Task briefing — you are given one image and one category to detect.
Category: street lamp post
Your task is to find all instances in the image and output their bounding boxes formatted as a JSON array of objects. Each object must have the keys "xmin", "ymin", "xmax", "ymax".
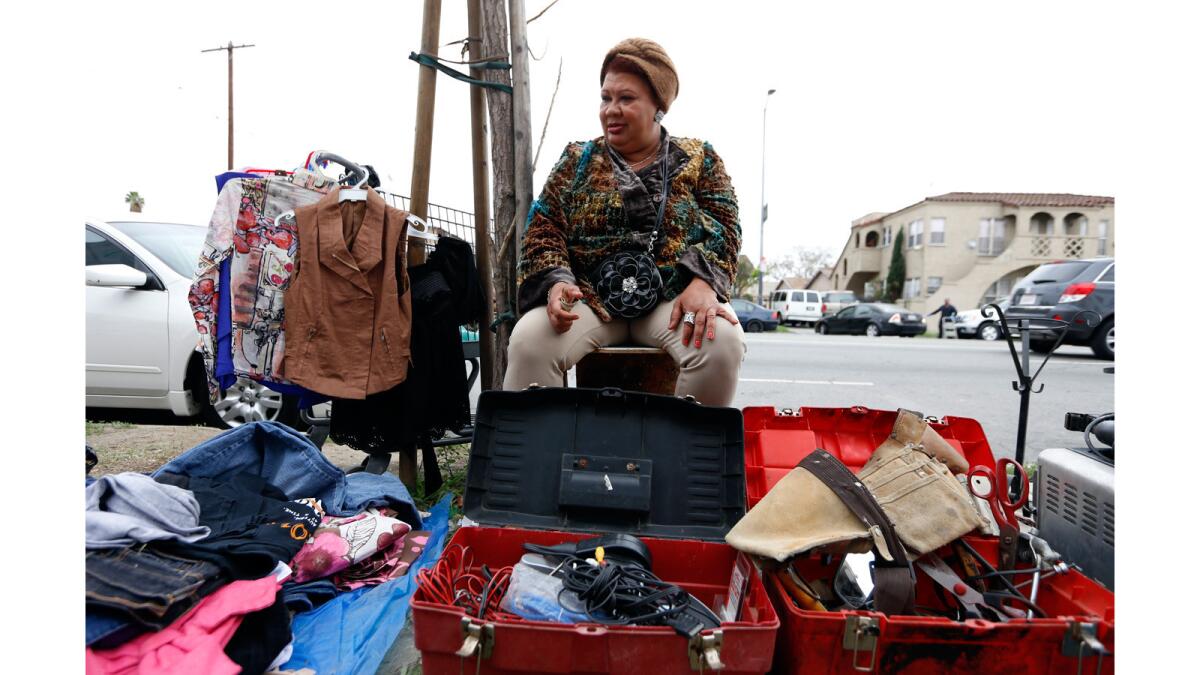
[{"xmin": 757, "ymin": 88, "xmax": 776, "ymax": 306}]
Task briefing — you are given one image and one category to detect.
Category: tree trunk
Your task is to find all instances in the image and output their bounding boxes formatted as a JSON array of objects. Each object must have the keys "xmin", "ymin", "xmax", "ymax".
[
  {"xmin": 480, "ymin": 0, "xmax": 516, "ymax": 388},
  {"xmin": 467, "ymin": 0, "xmax": 496, "ymax": 391}
]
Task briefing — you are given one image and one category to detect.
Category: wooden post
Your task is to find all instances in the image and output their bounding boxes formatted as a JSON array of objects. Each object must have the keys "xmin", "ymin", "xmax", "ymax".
[
  {"xmin": 399, "ymin": 0, "xmax": 444, "ymax": 489},
  {"xmin": 468, "ymin": 0, "xmax": 497, "ymax": 390},
  {"xmin": 480, "ymin": 0, "xmax": 516, "ymax": 388},
  {"xmin": 409, "ymin": 0, "xmax": 443, "ymax": 271},
  {"xmin": 508, "ymin": 0, "xmax": 534, "ymax": 252}
]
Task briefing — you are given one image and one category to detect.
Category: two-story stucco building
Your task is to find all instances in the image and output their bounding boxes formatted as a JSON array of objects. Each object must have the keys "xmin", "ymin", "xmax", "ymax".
[{"xmin": 831, "ymin": 192, "xmax": 1115, "ymax": 313}]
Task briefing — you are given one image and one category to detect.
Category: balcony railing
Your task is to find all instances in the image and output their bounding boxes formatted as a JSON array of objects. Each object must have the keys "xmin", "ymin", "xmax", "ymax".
[{"xmin": 978, "ymin": 234, "xmax": 1108, "ymax": 260}]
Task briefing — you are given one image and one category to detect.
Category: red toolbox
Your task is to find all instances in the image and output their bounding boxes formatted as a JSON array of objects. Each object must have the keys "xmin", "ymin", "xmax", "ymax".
[
  {"xmin": 412, "ymin": 388, "xmax": 780, "ymax": 674},
  {"xmin": 742, "ymin": 406, "xmax": 1114, "ymax": 674}
]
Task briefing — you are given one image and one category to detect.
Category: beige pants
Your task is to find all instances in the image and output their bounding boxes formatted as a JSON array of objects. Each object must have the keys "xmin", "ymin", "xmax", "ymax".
[{"xmin": 503, "ymin": 301, "xmax": 746, "ymax": 406}]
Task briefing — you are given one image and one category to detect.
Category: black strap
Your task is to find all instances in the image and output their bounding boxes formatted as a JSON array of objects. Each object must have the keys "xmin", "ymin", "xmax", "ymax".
[{"xmin": 799, "ymin": 450, "xmax": 916, "ymax": 615}]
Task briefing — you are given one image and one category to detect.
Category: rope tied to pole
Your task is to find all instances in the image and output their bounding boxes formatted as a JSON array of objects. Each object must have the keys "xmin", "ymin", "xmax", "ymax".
[
  {"xmin": 408, "ymin": 52, "xmax": 513, "ymax": 93},
  {"xmin": 490, "ymin": 309, "xmax": 517, "ymax": 333}
]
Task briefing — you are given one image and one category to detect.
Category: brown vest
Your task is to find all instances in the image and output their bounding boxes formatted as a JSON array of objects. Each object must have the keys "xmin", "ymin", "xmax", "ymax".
[{"xmin": 283, "ymin": 187, "xmax": 412, "ymax": 399}]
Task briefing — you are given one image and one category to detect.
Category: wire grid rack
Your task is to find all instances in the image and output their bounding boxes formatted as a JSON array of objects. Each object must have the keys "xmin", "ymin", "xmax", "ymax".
[{"xmin": 382, "ymin": 193, "xmax": 492, "ymax": 343}]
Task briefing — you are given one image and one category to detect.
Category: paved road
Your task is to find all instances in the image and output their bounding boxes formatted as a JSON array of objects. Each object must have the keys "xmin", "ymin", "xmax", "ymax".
[{"xmin": 731, "ymin": 330, "xmax": 1114, "ymax": 462}]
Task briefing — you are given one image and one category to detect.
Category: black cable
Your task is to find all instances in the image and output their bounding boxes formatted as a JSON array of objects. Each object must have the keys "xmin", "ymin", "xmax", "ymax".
[{"xmin": 525, "ymin": 543, "xmax": 695, "ymax": 629}]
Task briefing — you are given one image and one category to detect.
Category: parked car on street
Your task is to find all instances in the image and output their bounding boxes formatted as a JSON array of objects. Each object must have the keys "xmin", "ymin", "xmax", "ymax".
[
  {"xmin": 730, "ymin": 298, "xmax": 781, "ymax": 333},
  {"xmin": 767, "ymin": 289, "xmax": 822, "ymax": 326},
  {"xmin": 815, "ymin": 302, "xmax": 927, "ymax": 337},
  {"xmin": 85, "ymin": 219, "xmax": 301, "ymax": 428},
  {"xmin": 1005, "ymin": 257, "xmax": 1114, "ymax": 359},
  {"xmin": 820, "ymin": 290, "xmax": 860, "ymax": 317},
  {"xmin": 954, "ymin": 298, "xmax": 1011, "ymax": 341}
]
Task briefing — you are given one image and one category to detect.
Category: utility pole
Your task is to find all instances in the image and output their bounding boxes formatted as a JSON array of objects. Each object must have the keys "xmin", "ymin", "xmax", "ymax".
[
  {"xmin": 757, "ymin": 88, "xmax": 776, "ymax": 305},
  {"xmin": 480, "ymin": 0, "xmax": 516, "ymax": 388},
  {"xmin": 467, "ymin": 0, "xmax": 496, "ymax": 390},
  {"xmin": 201, "ymin": 42, "xmax": 255, "ymax": 170},
  {"xmin": 508, "ymin": 0, "xmax": 534, "ymax": 254},
  {"xmin": 409, "ymin": 0, "xmax": 443, "ymax": 271}
]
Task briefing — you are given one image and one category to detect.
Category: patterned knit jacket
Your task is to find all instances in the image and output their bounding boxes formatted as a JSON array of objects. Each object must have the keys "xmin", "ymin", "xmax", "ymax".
[{"xmin": 516, "ymin": 134, "xmax": 740, "ymax": 322}]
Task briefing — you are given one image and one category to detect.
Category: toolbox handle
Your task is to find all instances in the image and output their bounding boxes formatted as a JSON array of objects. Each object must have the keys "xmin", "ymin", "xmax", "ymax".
[{"xmin": 598, "ymin": 387, "xmax": 626, "ymax": 402}]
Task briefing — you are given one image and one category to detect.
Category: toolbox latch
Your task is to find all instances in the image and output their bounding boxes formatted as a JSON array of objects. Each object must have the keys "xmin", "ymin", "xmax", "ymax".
[
  {"xmin": 456, "ymin": 617, "xmax": 495, "ymax": 660},
  {"xmin": 842, "ymin": 615, "xmax": 881, "ymax": 673},
  {"xmin": 688, "ymin": 629, "xmax": 724, "ymax": 671},
  {"xmin": 1061, "ymin": 621, "xmax": 1108, "ymax": 675},
  {"xmin": 559, "ymin": 454, "xmax": 653, "ymax": 513}
]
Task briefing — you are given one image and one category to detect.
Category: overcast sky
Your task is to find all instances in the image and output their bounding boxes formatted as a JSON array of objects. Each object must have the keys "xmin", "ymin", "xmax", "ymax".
[{"xmin": 67, "ymin": 0, "xmax": 1123, "ymax": 264}]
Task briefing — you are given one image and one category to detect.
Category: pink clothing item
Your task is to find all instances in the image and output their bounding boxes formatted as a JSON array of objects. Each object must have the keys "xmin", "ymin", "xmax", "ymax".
[
  {"xmin": 334, "ymin": 531, "xmax": 430, "ymax": 592},
  {"xmin": 290, "ymin": 508, "xmax": 412, "ymax": 583},
  {"xmin": 86, "ymin": 575, "xmax": 281, "ymax": 675}
]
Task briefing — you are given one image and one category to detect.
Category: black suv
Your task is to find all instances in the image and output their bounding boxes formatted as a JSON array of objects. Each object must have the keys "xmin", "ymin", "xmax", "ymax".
[{"xmin": 1006, "ymin": 257, "xmax": 1114, "ymax": 359}]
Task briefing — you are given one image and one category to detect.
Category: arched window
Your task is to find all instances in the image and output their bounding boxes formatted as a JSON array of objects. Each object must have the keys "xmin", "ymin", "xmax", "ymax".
[
  {"xmin": 1030, "ymin": 212, "xmax": 1054, "ymax": 235},
  {"xmin": 1064, "ymin": 212, "xmax": 1088, "ymax": 236},
  {"xmin": 865, "ymin": 231, "xmax": 879, "ymax": 247}
]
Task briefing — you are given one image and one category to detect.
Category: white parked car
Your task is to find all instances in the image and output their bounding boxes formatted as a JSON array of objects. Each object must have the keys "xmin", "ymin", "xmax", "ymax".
[
  {"xmin": 85, "ymin": 219, "xmax": 300, "ymax": 428},
  {"xmin": 953, "ymin": 298, "xmax": 1010, "ymax": 341}
]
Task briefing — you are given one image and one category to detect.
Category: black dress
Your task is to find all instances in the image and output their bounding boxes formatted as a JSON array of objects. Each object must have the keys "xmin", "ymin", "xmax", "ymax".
[{"xmin": 328, "ymin": 235, "xmax": 485, "ymax": 457}]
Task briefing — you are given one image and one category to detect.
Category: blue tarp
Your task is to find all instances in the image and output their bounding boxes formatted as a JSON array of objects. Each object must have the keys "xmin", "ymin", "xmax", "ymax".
[{"xmin": 282, "ymin": 494, "xmax": 453, "ymax": 674}]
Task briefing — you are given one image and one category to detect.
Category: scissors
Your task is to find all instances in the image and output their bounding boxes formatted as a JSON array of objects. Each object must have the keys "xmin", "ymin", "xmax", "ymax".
[{"xmin": 969, "ymin": 458, "xmax": 1029, "ymax": 570}]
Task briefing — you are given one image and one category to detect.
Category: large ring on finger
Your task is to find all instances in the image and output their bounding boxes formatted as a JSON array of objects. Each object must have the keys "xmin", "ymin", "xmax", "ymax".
[{"xmin": 683, "ymin": 311, "xmax": 696, "ymax": 325}]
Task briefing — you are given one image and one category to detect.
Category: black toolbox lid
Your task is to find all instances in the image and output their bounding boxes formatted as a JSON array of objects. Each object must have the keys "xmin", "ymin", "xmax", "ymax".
[{"xmin": 465, "ymin": 387, "xmax": 746, "ymax": 542}]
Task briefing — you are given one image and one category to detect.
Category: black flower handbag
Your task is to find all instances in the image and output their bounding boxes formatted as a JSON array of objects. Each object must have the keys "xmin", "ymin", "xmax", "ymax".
[{"xmin": 592, "ymin": 152, "xmax": 670, "ymax": 319}]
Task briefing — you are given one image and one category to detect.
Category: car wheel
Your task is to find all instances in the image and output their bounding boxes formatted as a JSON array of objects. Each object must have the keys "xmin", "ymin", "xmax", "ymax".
[
  {"xmin": 978, "ymin": 322, "xmax": 1000, "ymax": 341},
  {"xmin": 1090, "ymin": 319, "xmax": 1114, "ymax": 360},
  {"xmin": 865, "ymin": 323, "xmax": 880, "ymax": 337},
  {"xmin": 1030, "ymin": 339, "xmax": 1057, "ymax": 355},
  {"xmin": 816, "ymin": 323, "xmax": 828, "ymax": 335},
  {"xmin": 203, "ymin": 377, "xmax": 301, "ymax": 430},
  {"xmin": 746, "ymin": 319, "xmax": 764, "ymax": 333}
]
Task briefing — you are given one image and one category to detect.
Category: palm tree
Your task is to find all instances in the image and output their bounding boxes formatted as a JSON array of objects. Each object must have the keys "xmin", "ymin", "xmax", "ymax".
[{"xmin": 125, "ymin": 191, "xmax": 145, "ymax": 213}]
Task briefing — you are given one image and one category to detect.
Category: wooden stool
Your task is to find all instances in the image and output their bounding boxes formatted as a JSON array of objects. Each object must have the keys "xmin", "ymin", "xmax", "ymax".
[{"xmin": 571, "ymin": 346, "xmax": 679, "ymax": 395}]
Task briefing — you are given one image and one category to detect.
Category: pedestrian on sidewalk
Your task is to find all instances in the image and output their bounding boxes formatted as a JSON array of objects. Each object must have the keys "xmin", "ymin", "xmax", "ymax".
[{"xmin": 928, "ymin": 299, "xmax": 958, "ymax": 338}]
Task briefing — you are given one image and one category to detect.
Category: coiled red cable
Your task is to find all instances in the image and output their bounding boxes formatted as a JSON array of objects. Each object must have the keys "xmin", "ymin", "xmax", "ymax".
[{"xmin": 416, "ymin": 544, "xmax": 520, "ymax": 621}]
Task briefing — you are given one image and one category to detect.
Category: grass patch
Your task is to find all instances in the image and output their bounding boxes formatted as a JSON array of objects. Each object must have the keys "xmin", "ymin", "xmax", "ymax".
[
  {"xmin": 411, "ymin": 444, "xmax": 470, "ymax": 521},
  {"xmin": 85, "ymin": 420, "xmax": 134, "ymax": 435}
]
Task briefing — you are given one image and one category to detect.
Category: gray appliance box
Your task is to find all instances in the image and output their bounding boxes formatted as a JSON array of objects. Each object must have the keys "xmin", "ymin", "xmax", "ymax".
[{"xmin": 1036, "ymin": 447, "xmax": 1115, "ymax": 589}]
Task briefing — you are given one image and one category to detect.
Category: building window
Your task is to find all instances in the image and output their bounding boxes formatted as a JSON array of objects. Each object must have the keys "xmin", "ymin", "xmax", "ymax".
[
  {"xmin": 882, "ymin": 226, "xmax": 892, "ymax": 247},
  {"xmin": 855, "ymin": 232, "xmax": 861, "ymax": 248},
  {"xmin": 927, "ymin": 276, "xmax": 943, "ymax": 294},
  {"xmin": 929, "ymin": 218, "xmax": 945, "ymax": 245},
  {"xmin": 1098, "ymin": 219, "xmax": 1109, "ymax": 255},
  {"xmin": 865, "ymin": 231, "xmax": 879, "ymax": 247},
  {"xmin": 903, "ymin": 277, "xmax": 921, "ymax": 299},
  {"xmin": 978, "ymin": 218, "xmax": 1005, "ymax": 256},
  {"xmin": 908, "ymin": 220, "xmax": 924, "ymax": 248}
]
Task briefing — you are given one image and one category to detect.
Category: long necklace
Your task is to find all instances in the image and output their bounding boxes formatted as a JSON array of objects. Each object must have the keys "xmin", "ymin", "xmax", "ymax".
[{"xmin": 624, "ymin": 139, "xmax": 661, "ymax": 171}]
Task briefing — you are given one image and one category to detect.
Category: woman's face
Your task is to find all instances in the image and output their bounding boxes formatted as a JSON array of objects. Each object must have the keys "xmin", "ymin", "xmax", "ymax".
[{"xmin": 600, "ymin": 70, "xmax": 659, "ymax": 154}]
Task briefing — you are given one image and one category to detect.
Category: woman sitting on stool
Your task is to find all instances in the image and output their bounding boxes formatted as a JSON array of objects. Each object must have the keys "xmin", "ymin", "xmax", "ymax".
[{"xmin": 503, "ymin": 37, "xmax": 745, "ymax": 406}]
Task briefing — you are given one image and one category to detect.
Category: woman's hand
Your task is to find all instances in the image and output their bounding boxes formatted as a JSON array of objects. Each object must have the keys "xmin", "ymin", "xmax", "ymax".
[
  {"xmin": 668, "ymin": 278, "xmax": 738, "ymax": 348},
  {"xmin": 547, "ymin": 281, "xmax": 584, "ymax": 334}
]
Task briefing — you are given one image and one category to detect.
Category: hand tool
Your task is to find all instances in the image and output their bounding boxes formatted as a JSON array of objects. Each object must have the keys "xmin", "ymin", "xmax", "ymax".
[{"xmin": 969, "ymin": 458, "xmax": 1029, "ymax": 570}]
